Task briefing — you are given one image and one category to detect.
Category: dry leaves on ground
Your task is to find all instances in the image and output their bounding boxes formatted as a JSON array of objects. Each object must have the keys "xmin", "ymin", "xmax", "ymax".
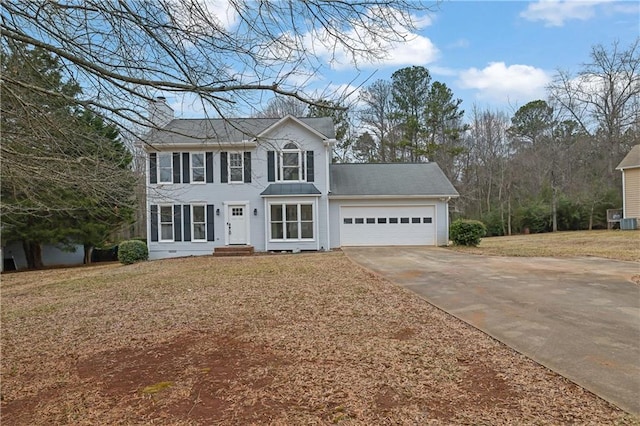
[{"xmin": 1, "ymin": 252, "xmax": 638, "ymax": 425}]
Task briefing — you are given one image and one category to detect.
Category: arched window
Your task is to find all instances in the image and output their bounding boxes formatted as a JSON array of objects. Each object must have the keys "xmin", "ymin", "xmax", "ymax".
[{"xmin": 279, "ymin": 142, "xmax": 304, "ymax": 181}]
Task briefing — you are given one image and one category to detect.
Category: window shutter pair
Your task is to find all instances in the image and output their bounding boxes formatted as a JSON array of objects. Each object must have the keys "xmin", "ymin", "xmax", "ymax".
[
  {"xmin": 150, "ymin": 204, "xmax": 215, "ymax": 242},
  {"xmin": 149, "ymin": 204, "xmax": 180, "ymax": 241},
  {"xmin": 149, "ymin": 152, "xmax": 214, "ymax": 184},
  {"xmin": 267, "ymin": 150, "xmax": 314, "ymax": 182},
  {"xmin": 220, "ymin": 152, "xmax": 252, "ymax": 183}
]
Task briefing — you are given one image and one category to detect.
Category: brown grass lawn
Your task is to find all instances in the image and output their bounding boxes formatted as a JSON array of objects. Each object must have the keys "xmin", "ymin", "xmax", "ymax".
[
  {"xmin": 448, "ymin": 229, "xmax": 640, "ymax": 262},
  {"xmin": 2, "ymin": 250, "xmax": 639, "ymax": 425}
]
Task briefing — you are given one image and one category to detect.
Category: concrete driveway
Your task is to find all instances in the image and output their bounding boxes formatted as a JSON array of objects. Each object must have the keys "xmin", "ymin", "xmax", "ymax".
[{"xmin": 344, "ymin": 247, "xmax": 640, "ymax": 414}]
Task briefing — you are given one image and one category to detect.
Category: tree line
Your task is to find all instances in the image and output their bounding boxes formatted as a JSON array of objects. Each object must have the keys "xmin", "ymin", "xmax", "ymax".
[{"xmin": 267, "ymin": 39, "xmax": 639, "ymax": 235}]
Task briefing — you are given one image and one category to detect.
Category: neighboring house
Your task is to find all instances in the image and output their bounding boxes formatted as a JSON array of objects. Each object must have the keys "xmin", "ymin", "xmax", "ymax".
[
  {"xmin": 616, "ymin": 144, "xmax": 640, "ymax": 222},
  {"xmin": 2, "ymin": 241, "xmax": 84, "ymax": 271},
  {"xmin": 145, "ymin": 99, "xmax": 459, "ymax": 260}
]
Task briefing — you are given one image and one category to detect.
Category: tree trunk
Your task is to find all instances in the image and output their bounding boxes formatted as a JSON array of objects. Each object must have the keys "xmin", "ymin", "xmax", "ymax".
[
  {"xmin": 507, "ymin": 196, "xmax": 512, "ymax": 236},
  {"xmin": 23, "ymin": 241, "xmax": 43, "ymax": 269},
  {"xmin": 551, "ymin": 186, "xmax": 558, "ymax": 232},
  {"xmin": 83, "ymin": 244, "xmax": 94, "ymax": 264}
]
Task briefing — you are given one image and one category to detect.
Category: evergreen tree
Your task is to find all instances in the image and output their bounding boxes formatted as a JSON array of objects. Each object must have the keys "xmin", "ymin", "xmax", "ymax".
[{"xmin": 1, "ymin": 44, "xmax": 135, "ymax": 268}]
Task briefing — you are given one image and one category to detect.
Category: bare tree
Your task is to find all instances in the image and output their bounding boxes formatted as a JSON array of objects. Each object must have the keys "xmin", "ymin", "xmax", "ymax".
[
  {"xmin": 549, "ymin": 39, "xmax": 640, "ymax": 177},
  {"xmin": 359, "ymin": 79, "xmax": 398, "ymax": 162},
  {"xmin": 254, "ymin": 96, "xmax": 309, "ymax": 118},
  {"xmin": 1, "ymin": 1, "xmax": 438, "ymax": 128}
]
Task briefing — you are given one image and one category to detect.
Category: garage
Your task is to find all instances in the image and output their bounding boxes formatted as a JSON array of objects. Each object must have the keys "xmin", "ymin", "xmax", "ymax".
[{"xmin": 340, "ymin": 205, "xmax": 435, "ymax": 246}]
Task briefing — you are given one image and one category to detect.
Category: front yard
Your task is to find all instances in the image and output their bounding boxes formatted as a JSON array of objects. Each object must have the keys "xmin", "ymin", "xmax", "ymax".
[{"xmin": 1, "ymin": 252, "xmax": 637, "ymax": 424}]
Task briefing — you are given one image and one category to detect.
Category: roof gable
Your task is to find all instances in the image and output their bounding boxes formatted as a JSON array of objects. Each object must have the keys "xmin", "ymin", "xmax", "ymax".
[
  {"xmin": 330, "ymin": 163, "xmax": 459, "ymax": 197},
  {"xmin": 616, "ymin": 144, "xmax": 640, "ymax": 170},
  {"xmin": 257, "ymin": 115, "xmax": 333, "ymax": 141},
  {"xmin": 146, "ymin": 116, "xmax": 335, "ymax": 148}
]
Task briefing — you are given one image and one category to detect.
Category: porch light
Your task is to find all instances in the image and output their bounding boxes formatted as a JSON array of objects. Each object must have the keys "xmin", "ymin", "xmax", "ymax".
[
  {"xmin": 253, "ymin": 208, "xmax": 258, "ymax": 216},
  {"xmin": 216, "ymin": 208, "xmax": 220, "ymax": 216}
]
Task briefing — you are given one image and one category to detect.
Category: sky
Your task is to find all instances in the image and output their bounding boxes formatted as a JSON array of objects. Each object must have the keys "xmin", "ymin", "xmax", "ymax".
[{"xmin": 172, "ymin": 0, "xmax": 639, "ymax": 120}]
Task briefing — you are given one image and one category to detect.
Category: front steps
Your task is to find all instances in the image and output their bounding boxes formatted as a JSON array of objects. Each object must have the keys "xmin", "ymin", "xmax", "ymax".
[{"xmin": 213, "ymin": 245, "xmax": 255, "ymax": 257}]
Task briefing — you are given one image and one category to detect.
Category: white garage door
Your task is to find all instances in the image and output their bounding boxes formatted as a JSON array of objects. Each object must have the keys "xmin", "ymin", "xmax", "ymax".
[{"xmin": 340, "ymin": 205, "xmax": 435, "ymax": 246}]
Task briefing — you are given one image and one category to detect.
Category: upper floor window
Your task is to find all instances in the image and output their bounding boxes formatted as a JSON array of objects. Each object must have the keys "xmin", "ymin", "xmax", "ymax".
[
  {"xmin": 279, "ymin": 142, "xmax": 304, "ymax": 182},
  {"xmin": 158, "ymin": 153, "xmax": 173, "ymax": 183},
  {"xmin": 229, "ymin": 152, "xmax": 244, "ymax": 183},
  {"xmin": 191, "ymin": 153, "xmax": 205, "ymax": 183}
]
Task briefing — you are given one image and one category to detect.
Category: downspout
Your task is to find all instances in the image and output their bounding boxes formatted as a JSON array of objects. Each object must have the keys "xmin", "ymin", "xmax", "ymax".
[
  {"xmin": 325, "ymin": 139, "xmax": 336, "ymax": 250},
  {"xmin": 621, "ymin": 170, "xmax": 626, "ymax": 218},
  {"xmin": 444, "ymin": 196, "xmax": 452, "ymax": 246}
]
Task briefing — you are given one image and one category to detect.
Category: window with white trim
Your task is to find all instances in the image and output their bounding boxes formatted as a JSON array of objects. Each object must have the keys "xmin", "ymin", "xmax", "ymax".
[
  {"xmin": 228, "ymin": 152, "xmax": 243, "ymax": 183},
  {"xmin": 270, "ymin": 203, "xmax": 313, "ymax": 240},
  {"xmin": 191, "ymin": 205, "xmax": 206, "ymax": 241},
  {"xmin": 159, "ymin": 205, "xmax": 174, "ymax": 241},
  {"xmin": 278, "ymin": 142, "xmax": 305, "ymax": 182},
  {"xmin": 158, "ymin": 153, "xmax": 173, "ymax": 183},
  {"xmin": 191, "ymin": 153, "xmax": 205, "ymax": 183}
]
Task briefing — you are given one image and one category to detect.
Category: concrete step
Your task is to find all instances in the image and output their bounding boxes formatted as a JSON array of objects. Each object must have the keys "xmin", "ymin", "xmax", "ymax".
[{"xmin": 213, "ymin": 245, "xmax": 254, "ymax": 257}]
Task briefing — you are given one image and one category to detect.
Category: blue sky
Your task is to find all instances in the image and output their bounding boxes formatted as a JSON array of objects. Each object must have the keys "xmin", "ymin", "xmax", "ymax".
[{"xmin": 171, "ymin": 0, "xmax": 639, "ymax": 120}]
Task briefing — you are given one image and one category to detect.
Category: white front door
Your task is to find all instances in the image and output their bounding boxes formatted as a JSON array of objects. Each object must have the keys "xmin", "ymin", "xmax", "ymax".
[{"xmin": 227, "ymin": 205, "xmax": 248, "ymax": 245}]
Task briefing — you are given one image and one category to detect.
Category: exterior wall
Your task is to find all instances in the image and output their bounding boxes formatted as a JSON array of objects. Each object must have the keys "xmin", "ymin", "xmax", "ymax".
[
  {"xmin": 328, "ymin": 198, "xmax": 451, "ymax": 247},
  {"xmin": 3, "ymin": 241, "xmax": 84, "ymax": 270},
  {"xmin": 146, "ymin": 119, "xmax": 331, "ymax": 259},
  {"xmin": 622, "ymin": 168, "xmax": 640, "ymax": 219}
]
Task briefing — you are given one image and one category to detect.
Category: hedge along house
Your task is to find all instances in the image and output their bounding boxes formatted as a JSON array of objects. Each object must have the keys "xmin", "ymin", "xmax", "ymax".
[
  {"xmin": 144, "ymin": 98, "xmax": 459, "ymax": 260},
  {"xmin": 616, "ymin": 144, "xmax": 640, "ymax": 227}
]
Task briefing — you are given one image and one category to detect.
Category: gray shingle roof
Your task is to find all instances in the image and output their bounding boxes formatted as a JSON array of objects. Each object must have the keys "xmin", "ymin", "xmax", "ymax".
[
  {"xmin": 260, "ymin": 183, "xmax": 321, "ymax": 196},
  {"xmin": 330, "ymin": 163, "xmax": 459, "ymax": 197},
  {"xmin": 616, "ymin": 145, "xmax": 640, "ymax": 170},
  {"xmin": 147, "ymin": 116, "xmax": 335, "ymax": 146}
]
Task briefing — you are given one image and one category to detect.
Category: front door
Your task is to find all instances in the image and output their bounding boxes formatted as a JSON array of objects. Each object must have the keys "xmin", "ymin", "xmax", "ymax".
[{"xmin": 227, "ymin": 205, "xmax": 248, "ymax": 245}]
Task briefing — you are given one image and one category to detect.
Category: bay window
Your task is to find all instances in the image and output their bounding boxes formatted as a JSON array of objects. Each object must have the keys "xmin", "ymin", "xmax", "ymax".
[{"xmin": 270, "ymin": 203, "xmax": 314, "ymax": 240}]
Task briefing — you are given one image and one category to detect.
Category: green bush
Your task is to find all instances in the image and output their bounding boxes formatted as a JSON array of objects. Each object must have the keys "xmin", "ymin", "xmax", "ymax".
[
  {"xmin": 450, "ymin": 219, "xmax": 487, "ymax": 247},
  {"xmin": 118, "ymin": 240, "xmax": 149, "ymax": 265}
]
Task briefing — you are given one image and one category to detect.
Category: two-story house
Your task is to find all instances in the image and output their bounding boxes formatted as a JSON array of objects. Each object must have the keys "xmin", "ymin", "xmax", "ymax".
[{"xmin": 145, "ymin": 98, "xmax": 458, "ymax": 260}]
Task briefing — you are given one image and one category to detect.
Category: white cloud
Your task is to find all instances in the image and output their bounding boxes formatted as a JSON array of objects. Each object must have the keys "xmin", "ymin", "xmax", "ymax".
[
  {"xmin": 458, "ymin": 62, "xmax": 552, "ymax": 104},
  {"xmin": 170, "ymin": 0, "xmax": 239, "ymax": 33},
  {"xmin": 520, "ymin": 0, "xmax": 613, "ymax": 27},
  {"xmin": 302, "ymin": 9, "xmax": 438, "ymax": 70}
]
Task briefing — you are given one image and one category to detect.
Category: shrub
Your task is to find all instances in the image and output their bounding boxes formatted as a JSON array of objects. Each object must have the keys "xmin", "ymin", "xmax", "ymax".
[
  {"xmin": 450, "ymin": 219, "xmax": 487, "ymax": 247},
  {"xmin": 118, "ymin": 239, "xmax": 149, "ymax": 265}
]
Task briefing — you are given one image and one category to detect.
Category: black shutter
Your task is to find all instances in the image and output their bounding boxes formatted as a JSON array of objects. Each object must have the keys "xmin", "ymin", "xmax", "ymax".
[
  {"xmin": 172, "ymin": 152, "xmax": 181, "ymax": 183},
  {"xmin": 149, "ymin": 153, "xmax": 157, "ymax": 184},
  {"xmin": 267, "ymin": 151, "xmax": 275, "ymax": 182},
  {"xmin": 174, "ymin": 204, "xmax": 182, "ymax": 241},
  {"xmin": 182, "ymin": 153, "xmax": 190, "ymax": 183},
  {"xmin": 205, "ymin": 152, "xmax": 214, "ymax": 183},
  {"xmin": 306, "ymin": 151, "xmax": 314, "ymax": 182},
  {"xmin": 150, "ymin": 204, "xmax": 158, "ymax": 242},
  {"xmin": 206, "ymin": 204, "xmax": 215, "ymax": 241},
  {"xmin": 183, "ymin": 205, "xmax": 191, "ymax": 242},
  {"xmin": 220, "ymin": 152, "xmax": 228, "ymax": 183},
  {"xmin": 244, "ymin": 152, "xmax": 251, "ymax": 183}
]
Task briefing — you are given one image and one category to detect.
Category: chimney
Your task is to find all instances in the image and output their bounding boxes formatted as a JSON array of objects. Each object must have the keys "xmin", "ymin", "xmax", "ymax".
[{"xmin": 148, "ymin": 96, "xmax": 174, "ymax": 128}]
